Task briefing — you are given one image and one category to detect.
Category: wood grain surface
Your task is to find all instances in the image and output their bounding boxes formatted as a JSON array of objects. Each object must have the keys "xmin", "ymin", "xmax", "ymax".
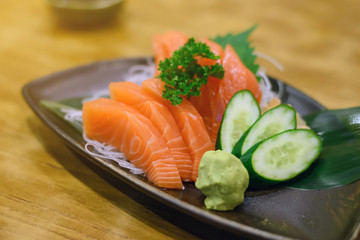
[{"xmin": 1, "ymin": 0, "xmax": 359, "ymax": 239}]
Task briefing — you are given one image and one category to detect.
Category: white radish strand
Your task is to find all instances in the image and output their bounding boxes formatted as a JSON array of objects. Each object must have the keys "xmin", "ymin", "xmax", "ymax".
[
  {"xmin": 61, "ymin": 108, "xmax": 83, "ymax": 123},
  {"xmin": 61, "ymin": 107, "xmax": 145, "ymax": 175},
  {"xmin": 258, "ymin": 67, "xmax": 277, "ymax": 109},
  {"xmin": 81, "ymin": 89, "xmax": 110, "ymax": 105},
  {"xmin": 254, "ymin": 52, "xmax": 284, "ymax": 72},
  {"xmin": 255, "ymin": 52, "xmax": 284, "ymax": 109},
  {"xmin": 125, "ymin": 57, "xmax": 155, "ymax": 85},
  {"xmin": 83, "ymin": 133, "xmax": 145, "ymax": 175}
]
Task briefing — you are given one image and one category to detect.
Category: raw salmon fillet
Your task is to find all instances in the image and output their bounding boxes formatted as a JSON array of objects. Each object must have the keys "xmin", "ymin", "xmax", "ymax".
[
  {"xmin": 190, "ymin": 38, "xmax": 223, "ymax": 139},
  {"xmin": 83, "ymin": 98, "xmax": 183, "ymax": 189},
  {"xmin": 142, "ymin": 78, "xmax": 213, "ymax": 181},
  {"xmin": 109, "ymin": 81, "xmax": 193, "ymax": 181},
  {"xmin": 210, "ymin": 44, "xmax": 262, "ymax": 143}
]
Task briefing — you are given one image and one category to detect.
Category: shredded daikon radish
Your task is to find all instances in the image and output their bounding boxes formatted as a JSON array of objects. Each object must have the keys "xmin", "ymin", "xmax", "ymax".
[
  {"xmin": 81, "ymin": 89, "xmax": 110, "ymax": 105},
  {"xmin": 255, "ymin": 52, "xmax": 284, "ymax": 109},
  {"xmin": 61, "ymin": 108, "xmax": 83, "ymax": 122},
  {"xmin": 258, "ymin": 67, "xmax": 277, "ymax": 109},
  {"xmin": 255, "ymin": 52, "xmax": 284, "ymax": 72},
  {"xmin": 125, "ymin": 57, "xmax": 155, "ymax": 85},
  {"xmin": 83, "ymin": 133, "xmax": 145, "ymax": 175}
]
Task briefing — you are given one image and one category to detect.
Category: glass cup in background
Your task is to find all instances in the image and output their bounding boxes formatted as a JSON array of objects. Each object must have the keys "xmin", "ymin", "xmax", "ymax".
[{"xmin": 45, "ymin": 0, "xmax": 124, "ymax": 27}]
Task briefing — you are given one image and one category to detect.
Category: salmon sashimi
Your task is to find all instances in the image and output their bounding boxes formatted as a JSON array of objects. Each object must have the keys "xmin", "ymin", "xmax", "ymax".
[
  {"xmin": 152, "ymin": 31, "xmax": 188, "ymax": 76},
  {"xmin": 190, "ymin": 38, "xmax": 223, "ymax": 139},
  {"xmin": 209, "ymin": 44, "xmax": 262, "ymax": 143},
  {"xmin": 142, "ymin": 78, "xmax": 213, "ymax": 181},
  {"xmin": 109, "ymin": 81, "xmax": 193, "ymax": 181},
  {"xmin": 197, "ymin": 37, "xmax": 224, "ymax": 66},
  {"xmin": 82, "ymin": 98, "xmax": 183, "ymax": 189}
]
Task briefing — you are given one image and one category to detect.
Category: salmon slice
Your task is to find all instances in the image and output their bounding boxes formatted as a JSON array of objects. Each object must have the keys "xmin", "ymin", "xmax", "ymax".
[
  {"xmin": 83, "ymin": 98, "xmax": 183, "ymax": 189},
  {"xmin": 210, "ymin": 44, "xmax": 262, "ymax": 143},
  {"xmin": 142, "ymin": 78, "xmax": 213, "ymax": 181},
  {"xmin": 197, "ymin": 37, "xmax": 224, "ymax": 66},
  {"xmin": 190, "ymin": 38, "xmax": 223, "ymax": 139},
  {"xmin": 152, "ymin": 31, "xmax": 188, "ymax": 76},
  {"xmin": 109, "ymin": 81, "xmax": 193, "ymax": 181}
]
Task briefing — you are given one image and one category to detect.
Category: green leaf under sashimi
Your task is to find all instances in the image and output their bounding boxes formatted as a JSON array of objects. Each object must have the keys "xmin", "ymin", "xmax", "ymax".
[
  {"xmin": 285, "ymin": 106, "xmax": 360, "ymax": 190},
  {"xmin": 212, "ymin": 25, "xmax": 260, "ymax": 82},
  {"xmin": 40, "ymin": 99, "xmax": 84, "ymax": 133}
]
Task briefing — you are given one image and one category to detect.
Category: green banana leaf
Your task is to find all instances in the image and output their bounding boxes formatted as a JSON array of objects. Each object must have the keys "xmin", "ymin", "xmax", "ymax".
[
  {"xmin": 42, "ymin": 97, "xmax": 360, "ymax": 190},
  {"xmin": 287, "ymin": 106, "xmax": 360, "ymax": 189},
  {"xmin": 40, "ymin": 98, "xmax": 85, "ymax": 133}
]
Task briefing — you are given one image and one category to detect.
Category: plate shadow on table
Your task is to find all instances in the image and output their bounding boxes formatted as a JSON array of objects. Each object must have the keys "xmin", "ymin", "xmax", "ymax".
[{"xmin": 27, "ymin": 115, "xmax": 248, "ymax": 240}]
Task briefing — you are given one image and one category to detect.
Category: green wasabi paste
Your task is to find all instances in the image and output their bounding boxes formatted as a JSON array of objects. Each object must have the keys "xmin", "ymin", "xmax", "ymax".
[{"xmin": 195, "ymin": 150, "xmax": 249, "ymax": 211}]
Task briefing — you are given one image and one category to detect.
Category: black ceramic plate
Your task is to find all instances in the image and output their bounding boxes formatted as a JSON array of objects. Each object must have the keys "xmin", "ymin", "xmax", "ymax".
[{"xmin": 22, "ymin": 57, "xmax": 360, "ymax": 240}]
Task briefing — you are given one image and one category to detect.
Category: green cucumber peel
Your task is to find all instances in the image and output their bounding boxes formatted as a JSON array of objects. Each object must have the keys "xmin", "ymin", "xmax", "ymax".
[
  {"xmin": 215, "ymin": 90, "xmax": 260, "ymax": 153},
  {"xmin": 240, "ymin": 129, "xmax": 322, "ymax": 189},
  {"xmin": 232, "ymin": 104, "xmax": 297, "ymax": 158}
]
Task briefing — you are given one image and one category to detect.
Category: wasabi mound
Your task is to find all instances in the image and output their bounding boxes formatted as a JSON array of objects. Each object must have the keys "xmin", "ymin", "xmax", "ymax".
[{"xmin": 195, "ymin": 150, "xmax": 249, "ymax": 211}]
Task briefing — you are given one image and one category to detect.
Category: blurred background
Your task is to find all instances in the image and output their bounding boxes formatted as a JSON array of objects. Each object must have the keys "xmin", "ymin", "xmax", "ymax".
[
  {"xmin": 1, "ymin": 0, "xmax": 359, "ymax": 239},
  {"xmin": 2, "ymin": 0, "xmax": 359, "ymax": 108}
]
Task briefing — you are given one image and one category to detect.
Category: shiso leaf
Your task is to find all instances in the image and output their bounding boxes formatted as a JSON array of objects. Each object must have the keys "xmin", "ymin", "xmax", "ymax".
[
  {"xmin": 286, "ymin": 106, "xmax": 360, "ymax": 189},
  {"xmin": 211, "ymin": 25, "xmax": 260, "ymax": 81}
]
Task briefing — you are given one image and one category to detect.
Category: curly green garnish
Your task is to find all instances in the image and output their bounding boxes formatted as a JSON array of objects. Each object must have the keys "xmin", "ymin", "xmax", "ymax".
[{"xmin": 157, "ymin": 38, "xmax": 224, "ymax": 105}]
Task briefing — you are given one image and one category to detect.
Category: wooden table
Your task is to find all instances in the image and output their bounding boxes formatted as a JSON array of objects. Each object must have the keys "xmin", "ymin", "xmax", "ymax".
[{"xmin": 1, "ymin": 0, "xmax": 359, "ymax": 239}]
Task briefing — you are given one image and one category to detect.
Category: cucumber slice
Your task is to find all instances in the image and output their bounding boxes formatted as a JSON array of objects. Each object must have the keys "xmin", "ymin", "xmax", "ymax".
[
  {"xmin": 241, "ymin": 129, "xmax": 322, "ymax": 188},
  {"xmin": 232, "ymin": 104, "xmax": 297, "ymax": 157},
  {"xmin": 215, "ymin": 90, "xmax": 260, "ymax": 153}
]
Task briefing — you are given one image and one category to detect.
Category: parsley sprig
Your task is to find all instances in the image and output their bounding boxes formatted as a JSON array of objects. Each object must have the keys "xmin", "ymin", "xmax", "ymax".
[{"xmin": 157, "ymin": 38, "xmax": 224, "ymax": 105}]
